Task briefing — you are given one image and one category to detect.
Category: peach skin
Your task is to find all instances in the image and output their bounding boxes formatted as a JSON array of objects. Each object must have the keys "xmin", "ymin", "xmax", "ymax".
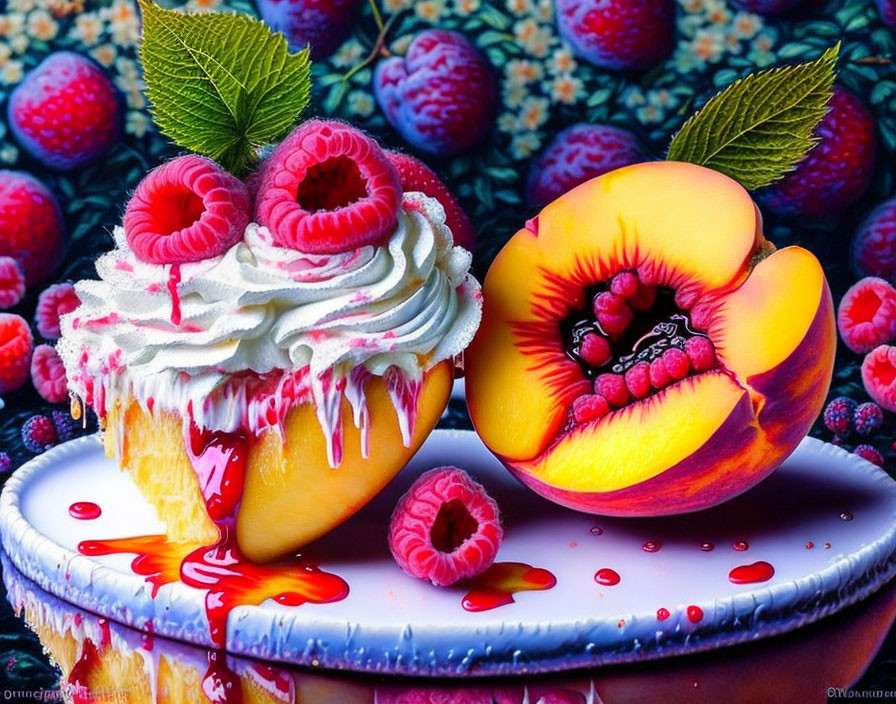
[{"xmin": 465, "ymin": 161, "xmax": 835, "ymax": 516}]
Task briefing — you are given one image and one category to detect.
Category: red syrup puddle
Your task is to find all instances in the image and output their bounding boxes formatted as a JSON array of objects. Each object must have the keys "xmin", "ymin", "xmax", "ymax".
[
  {"xmin": 642, "ymin": 540, "xmax": 661, "ymax": 553},
  {"xmin": 203, "ymin": 650, "xmax": 243, "ymax": 704},
  {"xmin": 732, "ymin": 540, "xmax": 749, "ymax": 551},
  {"xmin": 594, "ymin": 568, "xmax": 621, "ymax": 586},
  {"xmin": 67, "ymin": 637, "xmax": 99, "ymax": 703},
  {"xmin": 77, "ymin": 426, "xmax": 350, "ymax": 651},
  {"xmin": 167, "ymin": 263, "xmax": 182, "ymax": 326},
  {"xmin": 461, "ymin": 562, "xmax": 557, "ymax": 612},
  {"xmin": 686, "ymin": 605, "xmax": 704, "ymax": 623},
  {"xmin": 69, "ymin": 501, "xmax": 101, "ymax": 520},
  {"xmin": 728, "ymin": 560, "xmax": 775, "ymax": 585}
]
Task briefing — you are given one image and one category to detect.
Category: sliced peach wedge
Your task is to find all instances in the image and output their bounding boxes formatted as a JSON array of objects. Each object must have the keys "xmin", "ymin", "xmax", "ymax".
[{"xmin": 466, "ymin": 161, "xmax": 835, "ymax": 516}]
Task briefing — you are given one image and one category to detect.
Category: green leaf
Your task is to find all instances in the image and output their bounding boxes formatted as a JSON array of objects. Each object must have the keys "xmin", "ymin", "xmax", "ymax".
[
  {"xmin": 666, "ymin": 44, "xmax": 839, "ymax": 191},
  {"xmin": 138, "ymin": 0, "xmax": 311, "ymax": 176}
]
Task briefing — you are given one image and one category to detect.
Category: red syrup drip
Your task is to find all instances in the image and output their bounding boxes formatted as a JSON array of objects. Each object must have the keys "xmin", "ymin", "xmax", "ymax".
[
  {"xmin": 589, "ymin": 526, "xmax": 603, "ymax": 535},
  {"xmin": 687, "ymin": 605, "xmax": 704, "ymax": 623},
  {"xmin": 728, "ymin": 560, "xmax": 775, "ymax": 585},
  {"xmin": 68, "ymin": 637, "xmax": 100, "ymax": 704},
  {"xmin": 462, "ymin": 562, "xmax": 557, "ymax": 612},
  {"xmin": 699, "ymin": 542, "xmax": 714, "ymax": 552},
  {"xmin": 167, "ymin": 263, "xmax": 182, "ymax": 326},
  {"xmin": 594, "ymin": 568, "xmax": 621, "ymax": 586},
  {"xmin": 656, "ymin": 608, "xmax": 670, "ymax": 621},
  {"xmin": 203, "ymin": 650, "xmax": 243, "ymax": 704},
  {"xmin": 78, "ymin": 426, "xmax": 350, "ymax": 650},
  {"xmin": 806, "ymin": 541, "xmax": 814, "ymax": 549},
  {"xmin": 69, "ymin": 501, "xmax": 101, "ymax": 520},
  {"xmin": 642, "ymin": 540, "xmax": 661, "ymax": 553},
  {"xmin": 732, "ymin": 540, "xmax": 749, "ymax": 551}
]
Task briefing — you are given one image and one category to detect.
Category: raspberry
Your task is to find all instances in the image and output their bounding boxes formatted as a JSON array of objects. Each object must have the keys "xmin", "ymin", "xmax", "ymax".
[
  {"xmin": 685, "ymin": 336, "xmax": 716, "ymax": 372},
  {"xmin": 624, "ymin": 362, "xmax": 651, "ymax": 399},
  {"xmin": 862, "ymin": 345, "xmax": 896, "ymax": 412},
  {"xmin": 35, "ymin": 282, "xmax": 80, "ymax": 340},
  {"xmin": 823, "ymin": 396, "xmax": 857, "ymax": 435},
  {"xmin": 255, "ymin": 120, "xmax": 402, "ymax": 254},
  {"xmin": 0, "ymin": 313, "xmax": 33, "ymax": 394},
  {"xmin": 526, "ymin": 124, "xmax": 647, "ymax": 207},
  {"xmin": 837, "ymin": 277, "xmax": 896, "ymax": 354},
  {"xmin": 51, "ymin": 409, "xmax": 77, "ymax": 442},
  {"xmin": 124, "ymin": 156, "xmax": 250, "ymax": 265},
  {"xmin": 662, "ymin": 347, "xmax": 691, "ymax": 380},
  {"xmin": 852, "ymin": 198, "xmax": 896, "ymax": 285},
  {"xmin": 0, "ymin": 257, "xmax": 25, "ymax": 309},
  {"xmin": 8, "ymin": 51, "xmax": 120, "ymax": 171},
  {"xmin": 610, "ymin": 271, "xmax": 640, "ymax": 299},
  {"xmin": 649, "ymin": 356, "xmax": 671, "ymax": 389},
  {"xmin": 0, "ymin": 452, "xmax": 10, "ymax": 473},
  {"xmin": 31, "ymin": 344, "xmax": 67, "ymax": 403},
  {"xmin": 854, "ymin": 401, "xmax": 884, "ymax": 436},
  {"xmin": 0, "ymin": 171, "xmax": 66, "ymax": 285},
  {"xmin": 385, "ymin": 151, "xmax": 476, "ymax": 251},
  {"xmin": 758, "ymin": 87, "xmax": 875, "ymax": 219},
  {"xmin": 854, "ymin": 444, "xmax": 885, "ymax": 467},
  {"xmin": 594, "ymin": 373, "xmax": 629, "ymax": 407},
  {"xmin": 255, "ymin": 0, "xmax": 362, "ymax": 59},
  {"xmin": 389, "ymin": 466, "xmax": 502, "ymax": 587},
  {"xmin": 374, "ymin": 30, "xmax": 497, "ymax": 156},
  {"xmin": 579, "ymin": 333, "xmax": 610, "ymax": 367},
  {"xmin": 572, "ymin": 393, "xmax": 610, "ymax": 423},
  {"xmin": 21, "ymin": 414, "xmax": 58, "ymax": 454},
  {"xmin": 555, "ymin": 0, "xmax": 675, "ymax": 71}
]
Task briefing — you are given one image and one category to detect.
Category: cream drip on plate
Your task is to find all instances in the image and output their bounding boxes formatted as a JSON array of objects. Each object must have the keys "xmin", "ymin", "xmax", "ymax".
[{"xmin": 58, "ymin": 192, "xmax": 482, "ymax": 466}]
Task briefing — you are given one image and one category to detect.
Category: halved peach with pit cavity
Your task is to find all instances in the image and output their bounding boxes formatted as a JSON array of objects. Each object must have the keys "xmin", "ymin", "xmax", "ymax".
[{"xmin": 466, "ymin": 161, "xmax": 835, "ymax": 515}]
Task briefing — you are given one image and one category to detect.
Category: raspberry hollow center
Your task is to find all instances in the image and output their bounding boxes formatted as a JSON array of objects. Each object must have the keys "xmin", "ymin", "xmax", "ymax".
[
  {"xmin": 150, "ymin": 184, "xmax": 205, "ymax": 236},
  {"xmin": 430, "ymin": 498, "xmax": 479, "ymax": 553},
  {"xmin": 295, "ymin": 156, "xmax": 368, "ymax": 212},
  {"xmin": 560, "ymin": 270, "xmax": 718, "ymax": 425}
]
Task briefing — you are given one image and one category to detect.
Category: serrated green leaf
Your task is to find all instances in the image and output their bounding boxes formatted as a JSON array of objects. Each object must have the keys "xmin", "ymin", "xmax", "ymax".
[
  {"xmin": 666, "ymin": 44, "xmax": 839, "ymax": 191},
  {"xmin": 138, "ymin": 0, "xmax": 311, "ymax": 177}
]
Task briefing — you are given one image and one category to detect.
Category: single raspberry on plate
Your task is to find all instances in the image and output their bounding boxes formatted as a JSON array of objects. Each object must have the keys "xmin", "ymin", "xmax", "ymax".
[
  {"xmin": 8, "ymin": 51, "xmax": 121, "ymax": 171},
  {"xmin": 0, "ymin": 257, "xmax": 25, "ymax": 309},
  {"xmin": 31, "ymin": 344, "xmax": 67, "ymax": 403},
  {"xmin": 0, "ymin": 313, "xmax": 33, "ymax": 394},
  {"xmin": 124, "ymin": 155, "xmax": 250, "ymax": 265},
  {"xmin": 823, "ymin": 396, "xmax": 857, "ymax": 435},
  {"xmin": 35, "ymin": 282, "xmax": 80, "ymax": 340},
  {"xmin": 758, "ymin": 86, "xmax": 875, "ymax": 219},
  {"xmin": 852, "ymin": 198, "xmax": 896, "ymax": 285},
  {"xmin": 374, "ymin": 30, "xmax": 497, "ymax": 156},
  {"xmin": 837, "ymin": 277, "xmax": 896, "ymax": 353},
  {"xmin": 862, "ymin": 345, "xmax": 896, "ymax": 412},
  {"xmin": 0, "ymin": 171, "xmax": 66, "ymax": 286},
  {"xmin": 255, "ymin": 120, "xmax": 402, "ymax": 254},
  {"xmin": 526, "ymin": 124, "xmax": 647, "ymax": 208},
  {"xmin": 555, "ymin": 0, "xmax": 675, "ymax": 71},
  {"xmin": 51, "ymin": 409, "xmax": 77, "ymax": 442},
  {"xmin": 854, "ymin": 401, "xmax": 884, "ymax": 436},
  {"xmin": 385, "ymin": 151, "xmax": 476, "ymax": 251},
  {"xmin": 854, "ymin": 444, "xmax": 885, "ymax": 467},
  {"xmin": 21, "ymin": 414, "xmax": 57, "ymax": 454},
  {"xmin": 389, "ymin": 466, "xmax": 502, "ymax": 587}
]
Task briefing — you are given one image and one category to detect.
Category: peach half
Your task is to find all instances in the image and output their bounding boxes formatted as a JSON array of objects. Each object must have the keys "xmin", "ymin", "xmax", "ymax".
[{"xmin": 466, "ymin": 161, "xmax": 835, "ymax": 516}]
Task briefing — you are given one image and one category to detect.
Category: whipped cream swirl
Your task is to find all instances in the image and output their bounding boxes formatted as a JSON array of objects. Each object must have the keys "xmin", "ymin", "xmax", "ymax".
[{"xmin": 59, "ymin": 193, "xmax": 481, "ymax": 458}]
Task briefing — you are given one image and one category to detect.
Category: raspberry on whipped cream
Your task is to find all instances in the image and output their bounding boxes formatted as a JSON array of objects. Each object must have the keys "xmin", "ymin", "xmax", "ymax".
[{"xmin": 58, "ymin": 193, "xmax": 482, "ymax": 467}]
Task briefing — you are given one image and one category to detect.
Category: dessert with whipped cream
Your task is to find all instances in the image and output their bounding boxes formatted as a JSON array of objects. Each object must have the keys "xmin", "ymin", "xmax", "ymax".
[{"xmin": 58, "ymin": 119, "xmax": 482, "ymax": 562}]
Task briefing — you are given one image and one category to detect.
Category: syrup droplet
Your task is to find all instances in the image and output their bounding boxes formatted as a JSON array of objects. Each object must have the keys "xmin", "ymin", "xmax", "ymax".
[
  {"xmin": 656, "ymin": 607, "xmax": 670, "ymax": 621},
  {"xmin": 642, "ymin": 540, "xmax": 662, "ymax": 553},
  {"xmin": 824, "ymin": 542, "xmax": 832, "ymax": 549},
  {"xmin": 68, "ymin": 638, "xmax": 100, "ymax": 704},
  {"xmin": 732, "ymin": 540, "xmax": 749, "ymax": 551},
  {"xmin": 590, "ymin": 526, "xmax": 603, "ymax": 535},
  {"xmin": 617, "ymin": 619, "xmax": 625, "ymax": 628},
  {"xmin": 167, "ymin": 264, "xmax": 182, "ymax": 327},
  {"xmin": 806, "ymin": 541, "xmax": 814, "ymax": 549},
  {"xmin": 69, "ymin": 501, "xmax": 101, "ymax": 520},
  {"xmin": 686, "ymin": 605, "xmax": 704, "ymax": 623},
  {"xmin": 699, "ymin": 541, "xmax": 714, "ymax": 552},
  {"xmin": 840, "ymin": 511, "xmax": 853, "ymax": 521},
  {"xmin": 594, "ymin": 568, "xmax": 621, "ymax": 586},
  {"xmin": 728, "ymin": 560, "xmax": 775, "ymax": 584},
  {"xmin": 461, "ymin": 562, "xmax": 557, "ymax": 612}
]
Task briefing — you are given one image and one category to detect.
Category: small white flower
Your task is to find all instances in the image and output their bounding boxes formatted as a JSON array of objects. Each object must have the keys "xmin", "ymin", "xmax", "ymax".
[
  {"xmin": 647, "ymin": 89, "xmax": 675, "ymax": 108},
  {"xmin": 510, "ymin": 132, "xmax": 542, "ymax": 160},
  {"xmin": 502, "ymin": 81, "xmax": 528, "ymax": 108},
  {"xmin": 70, "ymin": 12, "xmax": 103, "ymax": 46},
  {"xmin": 0, "ymin": 144, "xmax": 18, "ymax": 164},
  {"xmin": 677, "ymin": 13, "xmax": 704, "ymax": 39},
  {"xmin": 454, "ymin": 0, "xmax": 481, "ymax": 15},
  {"xmin": 518, "ymin": 95, "xmax": 550, "ymax": 130},
  {"xmin": 383, "ymin": 0, "xmax": 413, "ymax": 10},
  {"xmin": 679, "ymin": 0, "xmax": 705, "ymax": 13},
  {"xmin": 7, "ymin": 0, "xmax": 36, "ymax": 13},
  {"xmin": 636, "ymin": 104, "xmax": 663, "ymax": 124},
  {"xmin": 186, "ymin": 0, "xmax": 223, "ymax": 12},
  {"xmin": 505, "ymin": 58, "xmax": 544, "ymax": 85},
  {"xmin": 690, "ymin": 27, "xmax": 724, "ymax": 63},
  {"xmin": 622, "ymin": 86, "xmax": 646, "ymax": 108},
  {"xmin": 535, "ymin": 0, "xmax": 553, "ymax": 23},
  {"xmin": 0, "ymin": 43, "xmax": 11, "ymax": 67},
  {"xmin": 1, "ymin": 59, "xmax": 24, "ymax": 85},
  {"xmin": 91, "ymin": 43, "xmax": 118, "ymax": 68},
  {"xmin": 674, "ymin": 44, "xmax": 705, "ymax": 72},
  {"xmin": 731, "ymin": 11, "xmax": 762, "ymax": 40},
  {"xmin": 347, "ymin": 90, "xmax": 374, "ymax": 117},
  {"xmin": 331, "ymin": 39, "xmax": 364, "ymax": 69},
  {"xmin": 8, "ymin": 34, "xmax": 28, "ymax": 54},
  {"xmin": 126, "ymin": 89, "xmax": 145, "ymax": 110},
  {"xmin": 497, "ymin": 111, "xmax": 519, "ymax": 133},
  {"xmin": 125, "ymin": 110, "xmax": 150, "ymax": 138},
  {"xmin": 548, "ymin": 47, "xmax": 576, "ymax": 75},
  {"xmin": 415, "ymin": 0, "xmax": 446, "ymax": 23},
  {"xmin": 27, "ymin": 9, "xmax": 58, "ymax": 42},
  {"xmin": 549, "ymin": 74, "xmax": 583, "ymax": 105},
  {"xmin": 0, "ymin": 13, "xmax": 26, "ymax": 39},
  {"xmin": 506, "ymin": 0, "xmax": 534, "ymax": 16},
  {"xmin": 514, "ymin": 19, "xmax": 552, "ymax": 58}
]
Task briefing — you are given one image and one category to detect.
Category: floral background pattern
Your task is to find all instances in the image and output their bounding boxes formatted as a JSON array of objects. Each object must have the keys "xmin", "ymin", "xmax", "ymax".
[{"xmin": 1, "ymin": 0, "xmax": 896, "ymax": 690}]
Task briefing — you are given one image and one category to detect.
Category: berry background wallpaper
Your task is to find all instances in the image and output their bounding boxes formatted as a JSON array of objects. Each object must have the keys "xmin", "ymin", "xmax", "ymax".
[{"xmin": 1, "ymin": 0, "xmax": 896, "ymax": 693}]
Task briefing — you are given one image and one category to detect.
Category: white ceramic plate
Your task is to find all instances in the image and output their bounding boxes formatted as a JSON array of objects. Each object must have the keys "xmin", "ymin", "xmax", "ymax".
[{"xmin": 2, "ymin": 431, "xmax": 896, "ymax": 676}]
